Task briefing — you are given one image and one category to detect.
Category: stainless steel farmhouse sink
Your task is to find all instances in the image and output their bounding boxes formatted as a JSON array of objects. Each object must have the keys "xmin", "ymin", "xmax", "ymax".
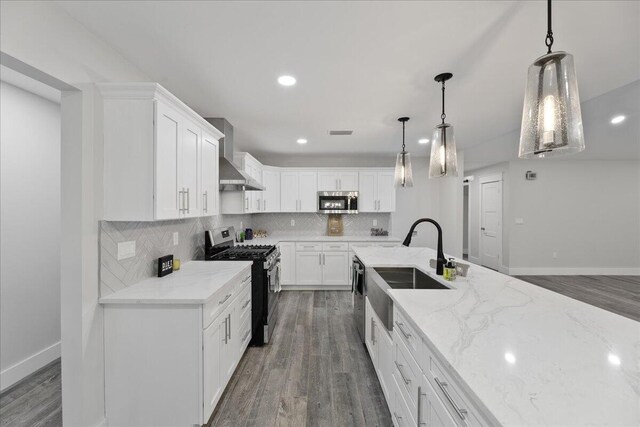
[
  {"xmin": 366, "ymin": 267, "xmax": 451, "ymax": 331},
  {"xmin": 373, "ymin": 267, "xmax": 451, "ymax": 290}
]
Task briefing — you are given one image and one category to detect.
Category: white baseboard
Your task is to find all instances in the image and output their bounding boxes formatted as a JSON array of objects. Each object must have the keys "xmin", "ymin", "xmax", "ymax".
[
  {"xmin": 1, "ymin": 341, "xmax": 61, "ymax": 392},
  {"xmin": 281, "ymin": 285, "xmax": 351, "ymax": 291},
  {"xmin": 468, "ymin": 256, "xmax": 480, "ymax": 264},
  {"xmin": 508, "ymin": 267, "xmax": 640, "ymax": 276}
]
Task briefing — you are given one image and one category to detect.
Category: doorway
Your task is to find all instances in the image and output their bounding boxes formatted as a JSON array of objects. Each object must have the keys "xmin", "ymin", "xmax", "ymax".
[{"xmin": 479, "ymin": 175, "xmax": 502, "ymax": 271}]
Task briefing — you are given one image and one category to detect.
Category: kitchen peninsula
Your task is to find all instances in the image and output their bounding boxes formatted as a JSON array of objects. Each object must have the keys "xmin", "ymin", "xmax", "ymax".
[{"xmin": 353, "ymin": 246, "xmax": 640, "ymax": 426}]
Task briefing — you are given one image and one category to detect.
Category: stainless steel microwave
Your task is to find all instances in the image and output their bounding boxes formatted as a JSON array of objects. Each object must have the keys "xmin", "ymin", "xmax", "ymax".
[{"xmin": 317, "ymin": 191, "xmax": 358, "ymax": 214}]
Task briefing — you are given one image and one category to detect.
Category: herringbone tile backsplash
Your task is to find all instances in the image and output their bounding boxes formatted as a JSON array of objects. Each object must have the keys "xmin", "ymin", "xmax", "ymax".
[
  {"xmin": 99, "ymin": 215, "xmax": 250, "ymax": 297},
  {"xmin": 100, "ymin": 212, "xmax": 390, "ymax": 297}
]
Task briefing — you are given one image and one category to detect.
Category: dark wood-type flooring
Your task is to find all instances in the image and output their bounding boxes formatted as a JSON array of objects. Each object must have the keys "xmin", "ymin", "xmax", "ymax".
[
  {"xmin": 210, "ymin": 290, "xmax": 391, "ymax": 427},
  {"xmin": 0, "ymin": 359, "xmax": 62, "ymax": 427},
  {"xmin": 518, "ymin": 275, "xmax": 640, "ymax": 322}
]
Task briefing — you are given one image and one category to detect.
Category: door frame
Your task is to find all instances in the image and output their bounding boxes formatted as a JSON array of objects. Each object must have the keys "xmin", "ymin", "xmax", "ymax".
[{"xmin": 478, "ymin": 174, "xmax": 503, "ymax": 271}]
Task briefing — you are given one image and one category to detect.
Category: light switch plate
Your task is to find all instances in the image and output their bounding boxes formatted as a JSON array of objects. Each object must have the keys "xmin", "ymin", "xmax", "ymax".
[
  {"xmin": 117, "ymin": 241, "xmax": 136, "ymax": 261},
  {"xmin": 373, "ymin": 219, "xmax": 378, "ymax": 226},
  {"xmin": 515, "ymin": 218, "xmax": 525, "ymax": 225},
  {"xmin": 173, "ymin": 232, "xmax": 179, "ymax": 246},
  {"xmin": 291, "ymin": 219, "xmax": 295, "ymax": 226}
]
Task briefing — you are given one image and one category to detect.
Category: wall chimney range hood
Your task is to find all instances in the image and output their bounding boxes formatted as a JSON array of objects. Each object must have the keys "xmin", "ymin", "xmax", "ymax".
[{"xmin": 205, "ymin": 118, "xmax": 265, "ymax": 191}]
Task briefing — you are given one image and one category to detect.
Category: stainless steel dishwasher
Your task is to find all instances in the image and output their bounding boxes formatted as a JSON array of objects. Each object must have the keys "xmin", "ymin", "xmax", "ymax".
[{"xmin": 351, "ymin": 256, "xmax": 366, "ymax": 343}]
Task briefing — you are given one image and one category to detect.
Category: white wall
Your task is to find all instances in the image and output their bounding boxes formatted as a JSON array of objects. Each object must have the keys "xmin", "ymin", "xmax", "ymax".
[
  {"xmin": 0, "ymin": 81, "xmax": 61, "ymax": 391},
  {"xmin": 508, "ymin": 160, "xmax": 640, "ymax": 274},
  {"xmin": 1, "ymin": 2, "xmax": 149, "ymax": 425}
]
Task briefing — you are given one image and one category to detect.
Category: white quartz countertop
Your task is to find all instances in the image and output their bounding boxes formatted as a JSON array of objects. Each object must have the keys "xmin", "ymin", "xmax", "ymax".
[
  {"xmin": 99, "ymin": 261, "xmax": 252, "ymax": 304},
  {"xmin": 238, "ymin": 234, "xmax": 401, "ymax": 246},
  {"xmin": 353, "ymin": 246, "xmax": 640, "ymax": 427}
]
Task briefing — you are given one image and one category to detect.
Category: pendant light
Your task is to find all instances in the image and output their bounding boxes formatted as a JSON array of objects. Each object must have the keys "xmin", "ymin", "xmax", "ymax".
[
  {"xmin": 394, "ymin": 117, "xmax": 414, "ymax": 188},
  {"xmin": 429, "ymin": 73, "xmax": 458, "ymax": 178},
  {"xmin": 519, "ymin": 0, "xmax": 584, "ymax": 158}
]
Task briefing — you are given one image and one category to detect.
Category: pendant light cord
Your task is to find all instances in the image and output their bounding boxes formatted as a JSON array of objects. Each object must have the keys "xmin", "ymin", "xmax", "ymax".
[
  {"xmin": 401, "ymin": 120, "xmax": 406, "ymax": 152},
  {"xmin": 441, "ymin": 81, "xmax": 446, "ymax": 124},
  {"xmin": 545, "ymin": 0, "xmax": 554, "ymax": 54}
]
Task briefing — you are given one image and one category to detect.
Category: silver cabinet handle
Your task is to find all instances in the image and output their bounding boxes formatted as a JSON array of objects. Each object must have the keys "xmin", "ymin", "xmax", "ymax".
[
  {"xmin": 242, "ymin": 298, "xmax": 251, "ymax": 310},
  {"xmin": 434, "ymin": 377, "xmax": 468, "ymax": 420},
  {"xmin": 203, "ymin": 191, "xmax": 208, "ymax": 213},
  {"xmin": 394, "ymin": 361, "xmax": 411, "ymax": 384},
  {"xmin": 322, "ymin": 253, "xmax": 325, "ymax": 265},
  {"xmin": 185, "ymin": 188, "xmax": 190, "ymax": 213},
  {"xmin": 393, "ymin": 412, "xmax": 403, "ymax": 426},
  {"xmin": 178, "ymin": 189, "xmax": 184, "ymax": 212},
  {"xmin": 224, "ymin": 316, "xmax": 228, "ymax": 344},
  {"xmin": 263, "ymin": 199, "xmax": 266, "ymax": 211},
  {"xmin": 242, "ymin": 275, "xmax": 251, "ymax": 284},
  {"xmin": 219, "ymin": 294, "xmax": 232, "ymax": 305},
  {"xmin": 319, "ymin": 253, "xmax": 322, "ymax": 265},
  {"xmin": 395, "ymin": 321, "xmax": 412, "ymax": 339},
  {"xmin": 370, "ymin": 318, "xmax": 376, "ymax": 344},
  {"xmin": 242, "ymin": 328, "xmax": 251, "ymax": 342},
  {"xmin": 245, "ymin": 196, "xmax": 249, "ymax": 211},
  {"xmin": 417, "ymin": 386, "xmax": 426, "ymax": 426},
  {"xmin": 228, "ymin": 313, "xmax": 231, "ymax": 340}
]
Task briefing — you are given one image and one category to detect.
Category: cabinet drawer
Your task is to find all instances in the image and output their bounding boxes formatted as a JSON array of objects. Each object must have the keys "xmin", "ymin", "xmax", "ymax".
[
  {"xmin": 349, "ymin": 242, "xmax": 376, "ymax": 251},
  {"xmin": 296, "ymin": 242, "xmax": 323, "ymax": 251},
  {"xmin": 424, "ymin": 347, "xmax": 487, "ymax": 427},
  {"xmin": 239, "ymin": 315, "xmax": 252, "ymax": 349},
  {"xmin": 392, "ymin": 373, "xmax": 416, "ymax": 427},
  {"xmin": 238, "ymin": 286, "xmax": 252, "ymax": 322},
  {"xmin": 321, "ymin": 242, "xmax": 349, "ymax": 251},
  {"xmin": 394, "ymin": 309, "xmax": 421, "ymax": 358},
  {"xmin": 393, "ymin": 329, "xmax": 421, "ymax": 416},
  {"xmin": 203, "ymin": 270, "xmax": 251, "ymax": 329}
]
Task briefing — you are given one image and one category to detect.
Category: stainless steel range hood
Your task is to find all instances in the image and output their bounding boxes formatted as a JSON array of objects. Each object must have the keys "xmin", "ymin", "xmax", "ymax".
[{"xmin": 205, "ymin": 118, "xmax": 265, "ymax": 191}]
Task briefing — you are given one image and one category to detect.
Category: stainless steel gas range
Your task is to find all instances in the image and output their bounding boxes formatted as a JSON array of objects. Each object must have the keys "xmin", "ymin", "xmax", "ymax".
[{"xmin": 205, "ymin": 226, "xmax": 281, "ymax": 345}]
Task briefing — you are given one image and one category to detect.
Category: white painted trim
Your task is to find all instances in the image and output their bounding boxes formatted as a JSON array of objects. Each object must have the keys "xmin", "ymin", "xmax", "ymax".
[
  {"xmin": 281, "ymin": 285, "xmax": 351, "ymax": 291},
  {"xmin": 498, "ymin": 265, "xmax": 510, "ymax": 275},
  {"xmin": 0, "ymin": 341, "xmax": 61, "ymax": 392},
  {"xmin": 468, "ymin": 255, "xmax": 480, "ymax": 264},
  {"xmin": 508, "ymin": 267, "xmax": 640, "ymax": 276}
]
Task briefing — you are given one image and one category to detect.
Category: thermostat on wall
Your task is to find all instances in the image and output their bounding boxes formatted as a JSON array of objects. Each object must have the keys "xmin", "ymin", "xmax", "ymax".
[{"xmin": 525, "ymin": 171, "xmax": 537, "ymax": 180}]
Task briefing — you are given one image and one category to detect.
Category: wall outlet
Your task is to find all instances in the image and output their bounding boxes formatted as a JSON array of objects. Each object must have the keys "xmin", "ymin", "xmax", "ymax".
[
  {"xmin": 552, "ymin": 251, "xmax": 559, "ymax": 259},
  {"xmin": 515, "ymin": 218, "xmax": 525, "ymax": 225},
  {"xmin": 373, "ymin": 219, "xmax": 378, "ymax": 226},
  {"xmin": 290, "ymin": 219, "xmax": 295, "ymax": 227},
  {"xmin": 117, "ymin": 241, "xmax": 136, "ymax": 261},
  {"xmin": 173, "ymin": 232, "xmax": 179, "ymax": 246}
]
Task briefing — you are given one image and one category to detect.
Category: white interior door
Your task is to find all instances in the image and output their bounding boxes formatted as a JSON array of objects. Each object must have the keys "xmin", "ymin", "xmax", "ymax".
[{"xmin": 480, "ymin": 179, "xmax": 502, "ymax": 271}]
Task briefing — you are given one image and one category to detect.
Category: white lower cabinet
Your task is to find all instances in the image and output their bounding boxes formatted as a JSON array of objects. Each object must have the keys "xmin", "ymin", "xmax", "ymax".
[
  {"xmin": 295, "ymin": 251, "xmax": 323, "ymax": 285},
  {"xmin": 103, "ymin": 268, "xmax": 252, "ymax": 427},
  {"xmin": 420, "ymin": 374, "xmax": 458, "ymax": 427},
  {"xmin": 279, "ymin": 242, "xmax": 296, "ymax": 285},
  {"xmin": 322, "ymin": 251, "xmax": 350, "ymax": 285}
]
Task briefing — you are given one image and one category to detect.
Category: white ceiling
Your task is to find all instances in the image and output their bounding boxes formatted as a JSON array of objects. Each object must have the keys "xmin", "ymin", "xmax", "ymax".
[{"xmin": 56, "ymin": 1, "xmax": 639, "ymax": 158}]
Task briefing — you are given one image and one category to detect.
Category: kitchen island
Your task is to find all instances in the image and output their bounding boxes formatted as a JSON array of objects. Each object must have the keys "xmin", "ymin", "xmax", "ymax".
[{"xmin": 353, "ymin": 246, "xmax": 640, "ymax": 426}]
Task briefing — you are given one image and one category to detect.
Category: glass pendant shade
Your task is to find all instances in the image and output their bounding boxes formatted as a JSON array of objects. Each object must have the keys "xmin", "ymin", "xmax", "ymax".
[
  {"xmin": 429, "ymin": 123, "xmax": 458, "ymax": 178},
  {"xmin": 394, "ymin": 151, "xmax": 413, "ymax": 187},
  {"xmin": 519, "ymin": 51, "xmax": 585, "ymax": 158}
]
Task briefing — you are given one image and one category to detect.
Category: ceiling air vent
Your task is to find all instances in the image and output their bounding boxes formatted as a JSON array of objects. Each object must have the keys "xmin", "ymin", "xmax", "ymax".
[{"xmin": 329, "ymin": 130, "xmax": 353, "ymax": 136}]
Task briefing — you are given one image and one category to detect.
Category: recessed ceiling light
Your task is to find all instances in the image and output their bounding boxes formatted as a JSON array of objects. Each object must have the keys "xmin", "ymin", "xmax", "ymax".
[
  {"xmin": 504, "ymin": 352, "xmax": 516, "ymax": 364},
  {"xmin": 418, "ymin": 138, "xmax": 430, "ymax": 144},
  {"xmin": 278, "ymin": 75, "xmax": 296, "ymax": 86},
  {"xmin": 296, "ymin": 138, "xmax": 307, "ymax": 144},
  {"xmin": 608, "ymin": 353, "xmax": 621, "ymax": 366},
  {"xmin": 610, "ymin": 115, "xmax": 626, "ymax": 125}
]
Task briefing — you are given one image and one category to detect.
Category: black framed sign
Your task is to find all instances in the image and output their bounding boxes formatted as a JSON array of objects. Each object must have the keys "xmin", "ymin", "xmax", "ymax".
[{"xmin": 157, "ymin": 254, "xmax": 174, "ymax": 277}]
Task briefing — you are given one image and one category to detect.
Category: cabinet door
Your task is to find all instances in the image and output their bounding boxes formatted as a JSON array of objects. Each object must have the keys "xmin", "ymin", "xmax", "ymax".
[
  {"xmin": 318, "ymin": 171, "xmax": 339, "ymax": 191},
  {"xmin": 201, "ymin": 133, "xmax": 218, "ymax": 216},
  {"xmin": 203, "ymin": 316, "xmax": 224, "ymax": 419},
  {"xmin": 262, "ymin": 168, "xmax": 280, "ymax": 213},
  {"xmin": 279, "ymin": 243, "xmax": 296, "ymax": 285},
  {"xmin": 377, "ymin": 327, "xmax": 394, "ymax": 405},
  {"xmin": 220, "ymin": 306, "xmax": 235, "ymax": 383},
  {"xmin": 295, "ymin": 252, "xmax": 322, "ymax": 285},
  {"xmin": 280, "ymin": 171, "xmax": 299, "ymax": 212},
  {"xmin": 339, "ymin": 171, "xmax": 359, "ymax": 191},
  {"xmin": 181, "ymin": 119, "xmax": 200, "ymax": 218},
  {"xmin": 377, "ymin": 170, "xmax": 396, "ymax": 212},
  {"xmin": 322, "ymin": 252, "xmax": 349, "ymax": 285},
  {"xmin": 420, "ymin": 375, "xmax": 457, "ymax": 427},
  {"xmin": 298, "ymin": 171, "xmax": 318, "ymax": 212},
  {"xmin": 365, "ymin": 298, "xmax": 378, "ymax": 367},
  {"xmin": 358, "ymin": 171, "xmax": 377, "ymax": 212},
  {"xmin": 253, "ymin": 165, "xmax": 263, "ymax": 213},
  {"xmin": 155, "ymin": 101, "xmax": 182, "ymax": 220}
]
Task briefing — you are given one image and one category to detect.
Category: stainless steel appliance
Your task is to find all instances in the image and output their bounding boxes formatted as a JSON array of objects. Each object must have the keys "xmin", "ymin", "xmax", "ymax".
[
  {"xmin": 352, "ymin": 256, "xmax": 366, "ymax": 342},
  {"xmin": 318, "ymin": 191, "xmax": 358, "ymax": 214},
  {"xmin": 205, "ymin": 226, "xmax": 281, "ymax": 345}
]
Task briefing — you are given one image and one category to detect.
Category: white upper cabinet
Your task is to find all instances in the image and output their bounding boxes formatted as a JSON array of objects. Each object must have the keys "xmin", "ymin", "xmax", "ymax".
[
  {"xmin": 358, "ymin": 168, "xmax": 396, "ymax": 212},
  {"xmin": 201, "ymin": 132, "xmax": 219, "ymax": 216},
  {"xmin": 317, "ymin": 170, "xmax": 359, "ymax": 191},
  {"xmin": 262, "ymin": 167, "xmax": 281, "ymax": 213},
  {"xmin": 280, "ymin": 170, "xmax": 318, "ymax": 212},
  {"xmin": 232, "ymin": 152, "xmax": 264, "ymax": 214},
  {"xmin": 98, "ymin": 83, "xmax": 223, "ymax": 221}
]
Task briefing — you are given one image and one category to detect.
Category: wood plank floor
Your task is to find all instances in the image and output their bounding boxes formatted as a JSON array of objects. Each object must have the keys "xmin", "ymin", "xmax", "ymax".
[
  {"xmin": 209, "ymin": 290, "xmax": 392, "ymax": 427},
  {"xmin": 0, "ymin": 359, "xmax": 62, "ymax": 427},
  {"xmin": 518, "ymin": 275, "xmax": 640, "ymax": 322}
]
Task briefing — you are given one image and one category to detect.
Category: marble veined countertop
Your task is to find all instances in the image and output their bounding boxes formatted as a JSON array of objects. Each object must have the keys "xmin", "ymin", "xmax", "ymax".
[
  {"xmin": 99, "ymin": 261, "xmax": 252, "ymax": 304},
  {"xmin": 238, "ymin": 234, "xmax": 401, "ymax": 246},
  {"xmin": 353, "ymin": 246, "xmax": 640, "ymax": 426}
]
